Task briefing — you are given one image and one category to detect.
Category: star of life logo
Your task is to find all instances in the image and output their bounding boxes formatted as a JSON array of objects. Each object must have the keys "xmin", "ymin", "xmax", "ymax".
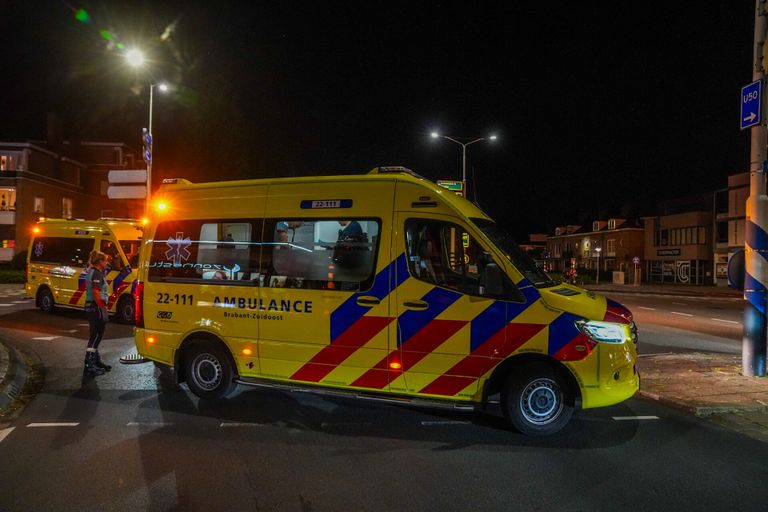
[
  {"xmin": 165, "ymin": 232, "xmax": 192, "ymax": 266},
  {"xmin": 34, "ymin": 240, "xmax": 44, "ymax": 258}
]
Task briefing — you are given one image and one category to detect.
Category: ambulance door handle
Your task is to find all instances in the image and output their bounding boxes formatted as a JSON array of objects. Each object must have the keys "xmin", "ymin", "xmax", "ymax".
[
  {"xmin": 402, "ymin": 300, "xmax": 429, "ymax": 311},
  {"xmin": 356, "ymin": 296, "xmax": 380, "ymax": 306}
]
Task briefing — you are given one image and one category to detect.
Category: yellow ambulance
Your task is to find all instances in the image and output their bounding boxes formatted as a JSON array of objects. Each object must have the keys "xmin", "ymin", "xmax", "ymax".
[
  {"xmin": 133, "ymin": 168, "xmax": 639, "ymax": 435},
  {"xmin": 26, "ymin": 218, "xmax": 143, "ymax": 323}
]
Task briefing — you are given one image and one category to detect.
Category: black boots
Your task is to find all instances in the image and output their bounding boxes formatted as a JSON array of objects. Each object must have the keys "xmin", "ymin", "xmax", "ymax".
[
  {"xmin": 94, "ymin": 350, "xmax": 112, "ymax": 372},
  {"xmin": 83, "ymin": 351, "xmax": 106, "ymax": 376}
]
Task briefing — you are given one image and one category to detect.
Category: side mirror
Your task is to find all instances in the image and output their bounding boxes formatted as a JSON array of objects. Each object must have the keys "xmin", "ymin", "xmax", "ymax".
[{"xmin": 480, "ymin": 262, "xmax": 504, "ymax": 296}]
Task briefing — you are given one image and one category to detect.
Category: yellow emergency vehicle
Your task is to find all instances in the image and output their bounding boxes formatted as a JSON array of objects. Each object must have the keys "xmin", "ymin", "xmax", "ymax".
[
  {"xmin": 26, "ymin": 218, "xmax": 143, "ymax": 323},
  {"xmin": 133, "ymin": 168, "xmax": 639, "ymax": 435}
]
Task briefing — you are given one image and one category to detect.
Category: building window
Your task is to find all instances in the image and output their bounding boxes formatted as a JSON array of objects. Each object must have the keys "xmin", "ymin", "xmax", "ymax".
[
  {"xmin": 62, "ymin": 197, "xmax": 73, "ymax": 219},
  {"xmin": 608, "ymin": 219, "xmax": 616, "ymax": 230},
  {"xmin": 592, "ymin": 221, "xmax": 599, "ymax": 232},
  {"xmin": 0, "ymin": 155, "xmax": 15, "ymax": 171},
  {"xmin": 607, "ymin": 239, "xmax": 616, "ymax": 255},
  {"xmin": 34, "ymin": 197, "xmax": 44, "ymax": 214},
  {"xmin": 0, "ymin": 187, "xmax": 16, "ymax": 211}
]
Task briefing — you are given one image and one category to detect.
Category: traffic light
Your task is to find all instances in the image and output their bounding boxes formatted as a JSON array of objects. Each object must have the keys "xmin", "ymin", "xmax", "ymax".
[{"xmin": 142, "ymin": 128, "xmax": 152, "ymax": 164}]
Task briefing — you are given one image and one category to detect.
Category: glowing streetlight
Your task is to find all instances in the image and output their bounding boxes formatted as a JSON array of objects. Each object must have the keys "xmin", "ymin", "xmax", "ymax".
[
  {"xmin": 430, "ymin": 132, "xmax": 498, "ymax": 195},
  {"xmin": 125, "ymin": 48, "xmax": 145, "ymax": 67}
]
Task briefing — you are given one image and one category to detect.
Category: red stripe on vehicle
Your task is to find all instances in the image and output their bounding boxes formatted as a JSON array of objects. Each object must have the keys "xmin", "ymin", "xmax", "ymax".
[
  {"xmin": 290, "ymin": 316, "xmax": 393, "ymax": 383},
  {"xmin": 553, "ymin": 332, "xmax": 594, "ymax": 361},
  {"xmin": 69, "ymin": 283, "xmax": 87, "ymax": 305},
  {"xmin": 419, "ymin": 322, "xmax": 547, "ymax": 396},
  {"xmin": 107, "ymin": 282, "xmax": 131, "ymax": 309},
  {"xmin": 351, "ymin": 319, "xmax": 466, "ymax": 389}
]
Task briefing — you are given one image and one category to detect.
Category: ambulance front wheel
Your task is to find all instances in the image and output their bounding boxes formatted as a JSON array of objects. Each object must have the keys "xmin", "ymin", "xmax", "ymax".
[
  {"xmin": 184, "ymin": 342, "xmax": 237, "ymax": 399},
  {"xmin": 37, "ymin": 287, "xmax": 55, "ymax": 314},
  {"xmin": 501, "ymin": 363, "xmax": 574, "ymax": 436}
]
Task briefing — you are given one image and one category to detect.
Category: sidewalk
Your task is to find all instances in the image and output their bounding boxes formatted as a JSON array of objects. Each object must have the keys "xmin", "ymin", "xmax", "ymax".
[
  {"xmin": 637, "ymin": 352, "xmax": 768, "ymax": 442},
  {"xmin": 584, "ymin": 282, "xmax": 742, "ymax": 298}
]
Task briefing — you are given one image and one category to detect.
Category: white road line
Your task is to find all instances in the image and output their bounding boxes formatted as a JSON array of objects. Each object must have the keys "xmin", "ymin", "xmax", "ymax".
[
  {"xmin": 672, "ymin": 302, "xmax": 688, "ymax": 306},
  {"xmin": 27, "ymin": 422, "xmax": 79, "ymax": 427},
  {"xmin": 220, "ymin": 422, "xmax": 266, "ymax": 427},
  {"xmin": 32, "ymin": 336, "xmax": 58, "ymax": 341},
  {"xmin": 12, "ymin": 301, "xmax": 27, "ymax": 304},
  {"xmin": 0, "ymin": 304, "xmax": 15, "ymax": 307},
  {"xmin": 420, "ymin": 420, "xmax": 472, "ymax": 426},
  {"xmin": 77, "ymin": 323, "xmax": 89, "ymax": 327},
  {"xmin": 60, "ymin": 329, "xmax": 78, "ymax": 333},
  {"xmin": 320, "ymin": 422, "xmax": 373, "ymax": 428},
  {"xmin": 126, "ymin": 422, "xmax": 171, "ymax": 427},
  {"xmin": 0, "ymin": 427, "xmax": 15, "ymax": 443},
  {"xmin": 612, "ymin": 416, "xmax": 659, "ymax": 421},
  {"xmin": 638, "ymin": 306, "xmax": 656, "ymax": 311},
  {"xmin": 670, "ymin": 311, "xmax": 693, "ymax": 317},
  {"xmin": 711, "ymin": 318, "xmax": 740, "ymax": 324}
]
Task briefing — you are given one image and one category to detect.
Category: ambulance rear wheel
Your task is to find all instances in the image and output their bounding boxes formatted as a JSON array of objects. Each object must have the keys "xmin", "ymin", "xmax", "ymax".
[
  {"xmin": 37, "ymin": 287, "xmax": 55, "ymax": 314},
  {"xmin": 184, "ymin": 343, "xmax": 236, "ymax": 399},
  {"xmin": 116, "ymin": 296, "xmax": 134, "ymax": 324},
  {"xmin": 501, "ymin": 363, "xmax": 573, "ymax": 436}
]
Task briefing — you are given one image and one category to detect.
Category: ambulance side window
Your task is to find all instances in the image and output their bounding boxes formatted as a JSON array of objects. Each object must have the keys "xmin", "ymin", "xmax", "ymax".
[
  {"xmin": 262, "ymin": 218, "xmax": 379, "ymax": 291},
  {"xmin": 30, "ymin": 236, "xmax": 93, "ymax": 267},
  {"xmin": 100, "ymin": 240, "xmax": 123, "ymax": 271},
  {"xmin": 404, "ymin": 219, "xmax": 520, "ymax": 299},
  {"xmin": 148, "ymin": 219, "xmax": 261, "ymax": 284}
]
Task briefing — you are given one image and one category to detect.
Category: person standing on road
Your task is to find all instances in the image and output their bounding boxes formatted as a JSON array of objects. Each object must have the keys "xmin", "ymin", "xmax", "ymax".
[{"xmin": 83, "ymin": 250, "xmax": 111, "ymax": 376}]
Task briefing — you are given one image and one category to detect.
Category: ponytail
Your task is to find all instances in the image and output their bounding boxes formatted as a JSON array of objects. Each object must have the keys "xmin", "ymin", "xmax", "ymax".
[{"xmin": 88, "ymin": 250, "xmax": 107, "ymax": 267}]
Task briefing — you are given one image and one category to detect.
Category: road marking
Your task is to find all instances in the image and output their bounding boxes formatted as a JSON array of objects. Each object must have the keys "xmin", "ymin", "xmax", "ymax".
[
  {"xmin": 220, "ymin": 422, "xmax": 267, "ymax": 427},
  {"xmin": 127, "ymin": 422, "xmax": 171, "ymax": 427},
  {"xmin": 0, "ymin": 304, "xmax": 15, "ymax": 307},
  {"xmin": 0, "ymin": 427, "xmax": 15, "ymax": 443},
  {"xmin": 77, "ymin": 323, "xmax": 89, "ymax": 327},
  {"xmin": 420, "ymin": 420, "xmax": 472, "ymax": 426},
  {"xmin": 60, "ymin": 329, "xmax": 78, "ymax": 334},
  {"xmin": 711, "ymin": 318, "xmax": 740, "ymax": 324},
  {"xmin": 32, "ymin": 336, "xmax": 58, "ymax": 341},
  {"xmin": 612, "ymin": 416, "xmax": 659, "ymax": 421},
  {"xmin": 12, "ymin": 301, "xmax": 26, "ymax": 304},
  {"xmin": 638, "ymin": 306, "xmax": 656, "ymax": 311},
  {"xmin": 670, "ymin": 311, "xmax": 693, "ymax": 317},
  {"xmin": 27, "ymin": 422, "xmax": 79, "ymax": 427},
  {"xmin": 672, "ymin": 302, "xmax": 688, "ymax": 306}
]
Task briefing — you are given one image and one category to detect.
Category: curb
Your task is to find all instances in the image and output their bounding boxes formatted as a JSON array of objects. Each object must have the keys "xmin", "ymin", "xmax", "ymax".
[
  {"xmin": 637, "ymin": 389, "xmax": 768, "ymax": 417},
  {"xmin": 585, "ymin": 287, "xmax": 741, "ymax": 299},
  {"xmin": 0, "ymin": 340, "xmax": 44, "ymax": 420}
]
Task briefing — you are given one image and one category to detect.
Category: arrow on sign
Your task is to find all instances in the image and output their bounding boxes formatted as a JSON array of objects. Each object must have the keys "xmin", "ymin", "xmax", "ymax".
[{"xmin": 744, "ymin": 112, "xmax": 757, "ymax": 123}]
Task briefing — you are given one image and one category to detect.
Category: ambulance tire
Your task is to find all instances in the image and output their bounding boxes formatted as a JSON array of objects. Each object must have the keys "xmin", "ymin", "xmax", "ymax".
[
  {"xmin": 37, "ymin": 287, "xmax": 55, "ymax": 314},
  {"xmin": 184, "ymin": 342, "xmax": 237, "ymax": 399},
  {"xmin": 116, "ymin": 296, "xmax": 134, "ymax": 324},
  {"xmin": 501, "ymin": 363, "xmax": 573, "ymax": 436}
]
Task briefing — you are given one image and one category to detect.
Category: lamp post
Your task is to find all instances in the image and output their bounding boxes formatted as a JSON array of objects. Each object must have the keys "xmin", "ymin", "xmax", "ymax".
[
  {"xmin": 125, "ymin": 48, "xmax": 168, "ymax": 212},
  {"xmin": 146, "ymin": 82, "xmax": 168, "ymax": 207},
  {"xmin": 595, "ymin": 246, "xmax": 602, "ymax": 285},
  {"xmin": 430, "ymin": 132, "xmax": 497, "ymax": 197}
]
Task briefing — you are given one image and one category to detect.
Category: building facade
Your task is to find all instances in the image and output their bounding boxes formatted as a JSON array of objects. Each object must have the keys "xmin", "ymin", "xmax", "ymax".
[
  {"xmin": 642, "ymin": 211, "xmax": 713, "ymax": 285},
  {"xmin": 545, "ymin": 219, "xmax": 644, "ymax": 282},
  {"xmin": 0, "ymin": 138, "xmax": 140, "ymax": 261}
]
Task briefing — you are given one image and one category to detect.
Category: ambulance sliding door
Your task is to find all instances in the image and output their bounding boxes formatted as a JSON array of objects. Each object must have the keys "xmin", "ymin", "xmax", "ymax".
[{"xmin": 257, "ymin": 181, "xmax": 396, "ymax": 389}]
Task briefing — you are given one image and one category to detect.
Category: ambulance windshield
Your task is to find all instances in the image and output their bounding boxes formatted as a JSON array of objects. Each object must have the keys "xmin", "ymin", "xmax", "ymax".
[{"xmin": 471, "ymin": 218, "xmax": 554, "ymax": 288}]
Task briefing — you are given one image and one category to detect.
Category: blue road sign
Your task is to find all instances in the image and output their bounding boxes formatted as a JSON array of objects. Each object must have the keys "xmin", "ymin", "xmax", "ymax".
[{"xmin": 741, "ymin": 80, "xmax": 763, "ymax": 130}]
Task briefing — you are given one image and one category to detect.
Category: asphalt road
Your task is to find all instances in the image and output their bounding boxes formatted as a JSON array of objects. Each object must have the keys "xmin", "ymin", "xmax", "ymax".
[
  {"xmin": 0, "ymin": 288, "xmax": 766, "ymax": 511},
  {"xmin": 603, "ymin": 291, "xmax": 743, "ymax": 355}
]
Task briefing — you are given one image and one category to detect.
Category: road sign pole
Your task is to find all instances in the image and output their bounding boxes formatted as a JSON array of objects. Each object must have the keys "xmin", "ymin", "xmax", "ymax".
[{"xmin": 743, "ymin": 0, "xmax": 768, "ymax": 377}]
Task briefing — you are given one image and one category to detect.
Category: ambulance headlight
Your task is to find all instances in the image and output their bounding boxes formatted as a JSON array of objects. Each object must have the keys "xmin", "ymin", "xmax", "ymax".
[{"xmin": 578, "ymin": 320, "xmax": 629, "ymax": 344}]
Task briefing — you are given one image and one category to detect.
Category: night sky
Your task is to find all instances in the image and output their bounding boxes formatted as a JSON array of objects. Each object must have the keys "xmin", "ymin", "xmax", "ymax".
[{"xmin": 0, "ymin": 1, "xmax": 755, "ymax": 238}]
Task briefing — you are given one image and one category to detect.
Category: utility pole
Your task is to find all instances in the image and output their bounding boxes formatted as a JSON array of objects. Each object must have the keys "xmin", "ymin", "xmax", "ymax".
[{"xmin": 744, "ymin": 0, "xmax": 768, "ymax": 377}]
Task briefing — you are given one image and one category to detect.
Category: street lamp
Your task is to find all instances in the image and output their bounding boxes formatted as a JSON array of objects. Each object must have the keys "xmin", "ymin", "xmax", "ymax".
[
  {"xmin": 595, "ymin": 246, "xmax": 602, "ymax": 285},
  {"xmin": 430, "ymin": 132, "xmax": 497, "ymax": 197},
  {"xmin": 124, "ymin": 48, "xmax": 169, "ymax": 211}
]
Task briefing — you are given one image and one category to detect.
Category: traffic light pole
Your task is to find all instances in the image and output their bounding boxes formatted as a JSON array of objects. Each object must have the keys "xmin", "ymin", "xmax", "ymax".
[{"xmin": 744, "ymin": 0, "xmax": 768, "ymax": 377}]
